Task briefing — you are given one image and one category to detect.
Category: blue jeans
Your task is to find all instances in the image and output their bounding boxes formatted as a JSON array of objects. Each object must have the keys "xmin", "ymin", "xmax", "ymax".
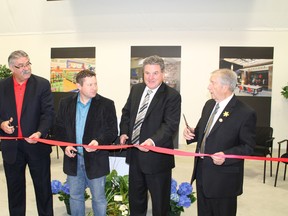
[{"xmin": 67, "ymin": 156, "xmax": 107, "ymax": 216}]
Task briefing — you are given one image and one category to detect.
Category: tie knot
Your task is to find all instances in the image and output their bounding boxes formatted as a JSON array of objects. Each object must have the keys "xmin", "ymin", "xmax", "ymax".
[
  {"xmin": 214, "ymin": 103, "xmax": 220, "ymax": 112},
  {"xmin": 147, "ymin": 89, "xmax": 153, "ymax": 95}
]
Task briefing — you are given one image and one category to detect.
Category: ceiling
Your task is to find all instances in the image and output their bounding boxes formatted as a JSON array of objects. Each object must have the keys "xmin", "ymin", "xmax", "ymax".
[
  {"xmin": 1, "ymin": 0, "xmax": 288, "ymax": 35},
  {"xmin": 223, "ymin": 58, "xmax": 273, "ymax": 68}
]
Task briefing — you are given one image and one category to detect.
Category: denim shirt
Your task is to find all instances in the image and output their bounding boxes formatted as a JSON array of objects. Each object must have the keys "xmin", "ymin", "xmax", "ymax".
[{"xmin": 76, "ymin": 94, "xmax": 92, "ymax": 154}]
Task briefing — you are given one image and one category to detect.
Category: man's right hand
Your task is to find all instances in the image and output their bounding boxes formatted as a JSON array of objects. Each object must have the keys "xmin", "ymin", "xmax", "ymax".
[
  {"xmin": 0, "ymin": 117, "xmax": 14, "ymax": 134},
  {"xmin": 65, "ymin": 146, "xmax": 78, "ymax": 158},
  {"xmin": 183, "ymin": 127, "xmax": 195, "ymax": 140},
  {"xmin": 119, "ymin": 134, "xmax": 129, "ymax": 145}
]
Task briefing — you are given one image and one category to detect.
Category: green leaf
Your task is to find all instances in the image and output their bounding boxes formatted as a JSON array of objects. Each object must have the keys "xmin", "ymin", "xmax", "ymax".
[
  {"xmin": 281, "ymin": 85, "xmax": 288, "ymax": 99},
  {"xmin": 0, "ymin": 64, "xmax": 12, "ymax": 79}
]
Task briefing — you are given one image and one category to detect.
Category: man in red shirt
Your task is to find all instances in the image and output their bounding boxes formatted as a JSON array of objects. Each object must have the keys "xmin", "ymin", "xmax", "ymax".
[{"xmin": 0, "ymin": 50, "xmax": 54, "ymax": 216}]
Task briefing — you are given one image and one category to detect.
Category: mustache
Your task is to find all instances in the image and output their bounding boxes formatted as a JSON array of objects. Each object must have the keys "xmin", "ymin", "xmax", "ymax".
[{"xmin": 22, "ymin": 70, "xmax": 31, "ymax": 75}]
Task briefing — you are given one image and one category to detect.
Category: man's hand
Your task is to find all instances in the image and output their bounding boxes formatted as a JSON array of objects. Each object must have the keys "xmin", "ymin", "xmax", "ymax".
[
  {"xmin": 25, "ymin": 131, "xmax": 42, "ymax": 144},
  {"xmin": 183, "ymin": 127, "xmax": 195, "ymax": 140},
  {"xmin": 120, "ymin": 134, "xmax": 129, "ymax": 145},
  {"xmin": 135, "ymin": 138, "xmax": 154, "ymax": 152},
  {"xmin": 0, "ymin": 117, "xmax": 15, "ymax": 134},
  {"xmin": 85, "ymin": 140, "xmax": 98, "ymax": 152},
  {"xmin": 65, "ymin": 146, "xmax": 78, "ymax": 158},
  {"xmin": 211, "ymin": 152, "xmax": 225, "ymax": 165}
]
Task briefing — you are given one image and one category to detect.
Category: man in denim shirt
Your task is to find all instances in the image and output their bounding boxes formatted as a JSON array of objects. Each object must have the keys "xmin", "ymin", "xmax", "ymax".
[{"xmin": 54, "ymin": 69, "xmax": 118, "ymax": 216}]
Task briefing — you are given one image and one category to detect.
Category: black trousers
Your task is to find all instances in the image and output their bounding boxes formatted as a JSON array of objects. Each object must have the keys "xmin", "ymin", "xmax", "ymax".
[
  {"xmin": 3, "ymin": 141, "xmax": 53, "ymax": 216},
  {"xmin": 196, "ymin": 158, "xmax": 237, "ymax": 216},
  {"xmin": 128, "ymin": 160, "xmax": 171, "ymax": 216}
]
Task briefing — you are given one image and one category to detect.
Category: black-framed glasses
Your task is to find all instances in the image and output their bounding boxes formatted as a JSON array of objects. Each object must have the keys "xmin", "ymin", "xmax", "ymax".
[{"xmin": 14, "ymin": 62, "xmax": 32, "ymax": 69}]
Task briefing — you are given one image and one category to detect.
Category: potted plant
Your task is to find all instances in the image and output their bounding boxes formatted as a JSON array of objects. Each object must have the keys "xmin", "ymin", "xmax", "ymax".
[
  {"xmin": 87, "ymin": 171, "xmax": 196, "ymax": 216},
  {"xmin": 169, "ymin": 178, "xmax": 196, "ymax": 216},
  {"xmin": 80, "ymin": 169, "xmax": 129, "ymax": 216},
  {"xmin": 105, "ymin": 169, "xmax": 129, "ymax": 216},
  {"xmin": 0, "ymin": 64, "xmax": 12, "ymax": 79},
  {"xmin": 281, "ymin": 85, "xmax": 288, "ymax": 99}
]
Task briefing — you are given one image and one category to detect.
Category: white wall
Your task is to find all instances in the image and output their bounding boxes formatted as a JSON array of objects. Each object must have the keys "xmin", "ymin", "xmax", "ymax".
[{"xmin": 0, "ymin": 30, "xmax": 287, "ymax": 146}]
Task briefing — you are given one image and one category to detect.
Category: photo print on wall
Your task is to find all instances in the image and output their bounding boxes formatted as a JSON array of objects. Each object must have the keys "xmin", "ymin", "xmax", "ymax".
[
  {"xmin": 131, "ymin": 46, "xmax": 181, "ymax": 148},
  {"xmin": 131, "ymin": 46, "xmax": 181, "ymax": 93},
  {"xmin": 50, "ymin": 47, "xmax": 96, "ymax": 92},
  {"xmin": 219, "ymin": 46, "xmax": 274, "ymax": 126}
]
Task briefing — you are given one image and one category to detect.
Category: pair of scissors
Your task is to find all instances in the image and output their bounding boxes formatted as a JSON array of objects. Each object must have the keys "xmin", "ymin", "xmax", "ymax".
[{"xmin": 183, "ymin": 114, "xmax": 192, "ymax": 132}]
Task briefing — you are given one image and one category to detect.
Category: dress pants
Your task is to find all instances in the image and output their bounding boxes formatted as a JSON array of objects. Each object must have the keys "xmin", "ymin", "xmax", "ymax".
[
  {"xmin": 128, "ymin": 157, "xmax": 171, "ymax": 216},
  {"xmin": 196, "ymin": 158, "xmax": 237, "ymax": 216},
  {"xmin": 3, "ymin": 141, "xmax": 53, "ymax": 216}
]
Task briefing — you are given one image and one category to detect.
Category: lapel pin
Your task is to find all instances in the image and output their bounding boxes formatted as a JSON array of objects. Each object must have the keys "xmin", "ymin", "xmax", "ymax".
[{"xmin": 223, "ymin": 111, "xmax": 230, "ymax": 117}]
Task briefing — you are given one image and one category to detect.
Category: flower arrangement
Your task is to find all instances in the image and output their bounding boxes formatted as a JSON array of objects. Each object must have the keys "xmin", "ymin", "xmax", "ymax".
[
  {"xmin": 105, "ymin": 169, "xmax": 129, "ymax": 216},
  {"xmin": 51, "ymin": 180, "xmax": 69, "ymax": 202},
  {"xmin": 170, "ymin": 179, "xmax": 196, "ymax": 215},
  {"xmin": 105, "ymin": 174, "xmax": 196, "ymax": 216}
]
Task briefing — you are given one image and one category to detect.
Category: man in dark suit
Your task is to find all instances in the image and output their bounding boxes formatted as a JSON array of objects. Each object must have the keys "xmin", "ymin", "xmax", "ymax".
[
  {"xmin": 183, "ymin": 68, "xmax": 256, "ymax": 216},
  {"xmin": 0, "ymin": 50, "xmax": 54, "ymax": 216},
  {"xmin": 54, "ymin": 69, "xmax": 118, "ymax": 216},
  {"xmin": 120, "ymin": 55, "xmax": 181, "ymax": 216}
]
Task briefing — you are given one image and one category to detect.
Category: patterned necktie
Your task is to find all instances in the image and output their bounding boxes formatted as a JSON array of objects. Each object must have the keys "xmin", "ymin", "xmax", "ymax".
[
  {"xmin": 200, "ymin": 103, "xmax": 220, "ymax": 154},
  {"xmin": 131, "ymin": 89, "xmax": 153, "ymax": 144}
]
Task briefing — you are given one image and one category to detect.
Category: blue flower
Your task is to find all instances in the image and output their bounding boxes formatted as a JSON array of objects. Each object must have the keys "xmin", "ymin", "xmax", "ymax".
[
  {"xmin": 178, "ymin": 182, "xmax": 192, "ymax": 196},
  {"xmin": 171, "ymin": 179, "xmax": 177, "ymax": 188},
  {"xmin": 178, "ymin": 195, "xmax": 191, "ymax": 208},
  {"xmin": 170, "ymin": 193, "xmax": 179, "ymax": 202},
  {"xmin": 51, "ymin": 180, "xmax": 62, "ymax": 194},
  {"xmin": 61, "ymin": 183, "xmax": 70, "ymax": 195},
  {"xmin": 170, "ymin": 178, "xmax": 196, "ymax": 214},
  {"xmin": 171, "ymin": 179, "xmax": 177, "ymax": 194}
]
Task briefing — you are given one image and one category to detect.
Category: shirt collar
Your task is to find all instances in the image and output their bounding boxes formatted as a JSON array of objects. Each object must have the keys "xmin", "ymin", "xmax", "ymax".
[
  {"xmin": 77, "ymin": 93, "xmax": 92, "ymax": 106},
  {"xmin": 218, "ymin": 94, "xmax": 234, "ymax": 110},
  {"xmin": 144, "ymin": 83, "xmax": 162, "ymax": 95},
  {"xmin": 13, "ymin": 76, "xmax": 28, "ymax": 87}
]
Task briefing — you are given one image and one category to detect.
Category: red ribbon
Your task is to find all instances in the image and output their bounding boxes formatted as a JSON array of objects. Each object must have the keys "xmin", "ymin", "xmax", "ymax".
[{"xmin": 1, "ymin": 136, "xmax": 288, "ymax": 163}]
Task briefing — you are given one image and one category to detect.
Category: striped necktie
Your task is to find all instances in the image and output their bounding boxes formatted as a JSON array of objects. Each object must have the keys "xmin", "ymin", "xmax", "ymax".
[
  {"xmin": 131, "ymin": 89, "xmax": 153, "ymax": 144},
  {"xmin": 200, "ymin": 103, "xmax": 220, "ymax": 154}
]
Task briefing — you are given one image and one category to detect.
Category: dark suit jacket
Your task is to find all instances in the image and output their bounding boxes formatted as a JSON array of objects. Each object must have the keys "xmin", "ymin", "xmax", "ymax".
[
  {"xmin": 120, "ymin": 83, "xmax": 181, "ymax": 174},
  {"xmin": 54, "ymin": 93, "xmax": 118, "ymax": 179},
  {"xmin": 0, "ymin": 75, "xmax": 54, "ymax": 164},
  {"xmin": 188, "ymin": 95, "xmax": 256, "ymax": 198}
]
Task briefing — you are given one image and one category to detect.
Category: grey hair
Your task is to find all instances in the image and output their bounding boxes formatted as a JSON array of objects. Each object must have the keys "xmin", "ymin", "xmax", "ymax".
[
  {"xmin": 212, "ymin": 68, "xmax": 237, "ymax": 92},
  {"xmin": 8, "ymin": 50, "xmax": 29, "ymax": 67},
  {"xmin": 142, "ymin": 55, "xmax": 165, "ymax": 72}
]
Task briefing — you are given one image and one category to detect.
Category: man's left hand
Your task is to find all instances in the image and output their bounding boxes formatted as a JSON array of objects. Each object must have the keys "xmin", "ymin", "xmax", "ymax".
[
  {"xmin": 25, "ymin": 131, "xmax": 42, "ymax": 144},
  {"xmin": 135, "ymin": 138, "xmax": 154, "ymax": 152},
  {"xmin": 211, "ymin": 151, "xmax": 225, "ymax": 165},
  {"xmin": 85, "ymin": 140, "xmax": 98, "ymax": 152}
]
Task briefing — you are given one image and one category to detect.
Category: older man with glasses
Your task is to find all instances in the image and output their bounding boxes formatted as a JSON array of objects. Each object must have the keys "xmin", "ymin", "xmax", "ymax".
[{"xmin": 0, "ymin": 50, "xmax": 54, "ymax": 216}]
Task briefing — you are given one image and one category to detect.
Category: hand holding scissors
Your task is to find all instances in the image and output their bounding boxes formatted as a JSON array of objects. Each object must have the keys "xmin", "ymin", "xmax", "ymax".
[
  {"xmin": 183, "ymin": 114, "xmax": 195, "ymax": 140},
  {"xmin": 0, "ymin": 117, "xmax": 15, "ymax": 134},
  {"xmin": 183, "ymin": 114, "xmax": 193, "ymax": 132}
]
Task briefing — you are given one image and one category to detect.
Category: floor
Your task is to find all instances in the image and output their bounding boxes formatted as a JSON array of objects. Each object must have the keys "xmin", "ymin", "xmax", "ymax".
[{"xmin": 0, "ymin": 144, "xmax": 287, "ymax": 216}]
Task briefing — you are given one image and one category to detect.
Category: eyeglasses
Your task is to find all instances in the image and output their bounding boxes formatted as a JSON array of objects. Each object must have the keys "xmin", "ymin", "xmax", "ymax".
[{"xmin": 14, "ymin": 62, "xmax": 32, "ymax": 69}]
